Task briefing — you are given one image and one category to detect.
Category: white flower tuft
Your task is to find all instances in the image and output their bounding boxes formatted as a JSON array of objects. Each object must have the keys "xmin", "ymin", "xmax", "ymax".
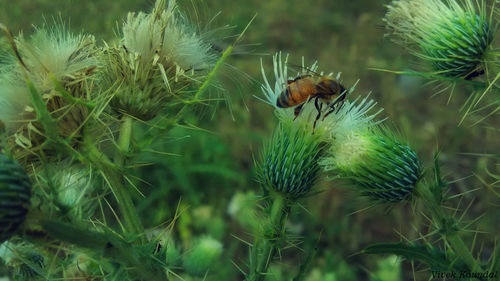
[
  {"xmin": 17, "ymin": 27, "xmax": 97, "ymax": 89},
  {"xmin": 258, "ymin": 52, "xmax": 383, "ymax": 138},
  {"xmin": 384, "ymin": 0, "xmax": 478, "ymax": 42},
  {"xmin": 0, "ymin": 73, "xmax": 30, "ymax": 132},
  {"xmin": 123, "ymin": 0, "xmax": 216, "ymax": 71}
]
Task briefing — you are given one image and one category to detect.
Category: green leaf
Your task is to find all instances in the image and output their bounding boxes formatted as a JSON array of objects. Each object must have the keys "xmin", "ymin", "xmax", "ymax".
[{"xmin": 26, "ymin": 79, "xmax": 59, "ymax": 142}]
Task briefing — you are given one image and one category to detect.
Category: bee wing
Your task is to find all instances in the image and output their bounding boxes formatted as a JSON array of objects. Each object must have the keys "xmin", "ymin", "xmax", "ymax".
[{"xmin": 286, "ymin": 63, "xmax": 323, "ymax": 77}]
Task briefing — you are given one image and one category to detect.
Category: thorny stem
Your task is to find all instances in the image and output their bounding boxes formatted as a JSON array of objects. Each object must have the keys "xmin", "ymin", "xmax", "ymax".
[
  {"xmin": 117, "ymin": 116, "xmax": 133, "ymax": 163},
  {"xmin": 85, "ymin": 127, "xmax": 144, "ymax": 243},
  {"xmin": 112, "ymin": 116, "xmax": 145, "ymax": 241},
  {"xmin": 247, "ymin": 193, "xmax": 289, "ymax": 281},
  {"xmin": 415, "ymin": 183, "xmax": 484, "ymax": 275}
]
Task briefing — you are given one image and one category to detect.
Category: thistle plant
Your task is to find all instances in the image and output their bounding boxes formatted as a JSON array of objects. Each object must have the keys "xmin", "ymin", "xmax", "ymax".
[
  {"xmin": 252, "ymin": 52, "xmax": 498, "ymax": 280},
  {"xmin": 0, "ymin": 0, "xmax": 236, "ymax": 279},
  {"xmin": 101, "ymin": 0, "xmax": 216, "ymax": 121},
  {"xmin": 0, "ymin": 0, "xmax": 497, "ymax": 280},
  {"xmin": 247, "ymin": 53, "xmax": 383, "ymax": 280},
  {"xmin": 0, "ymin": 24, "xmax": 99, "ymax": 166},
  {"xmin": 258, "ymin": 121, "xmax": 324, "ymax": 199},
  {"xmin": 383, "ymin": 0, "xmax": 500, "ymax": 123},
  {"xmin": 384, "ymin": 0, "xmax": 494, "ymax": 78}
]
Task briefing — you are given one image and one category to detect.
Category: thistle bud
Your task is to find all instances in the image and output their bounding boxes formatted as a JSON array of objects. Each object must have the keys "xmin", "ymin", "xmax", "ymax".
[
  {"xmin": 183, "ymin": 236, "xmax": 222, "ymax": 277},
  {"xmin": 258, "ymin": 121, "xmax": 324, "ymax": 199},
  {"xmin": 321, "ymin": 129, "xmax": 422, "ymax": 203},
  {"xmin": 384, "ymin": 0, "xmax": 493, "ymax": 78},
  {"xmin": 0, "ymin": 154, "xmax": 31, "ymax": 242}
]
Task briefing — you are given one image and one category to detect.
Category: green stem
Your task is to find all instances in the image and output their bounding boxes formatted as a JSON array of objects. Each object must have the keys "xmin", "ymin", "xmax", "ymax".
[
  {"xmin": 117, "ymin": 116, "xmax": 133, "ymax": 163},
  {"xmin": 86, "ymin": 130, "xmax": 144, "ymax": 242},
  {"xmin": 415, "ymin": 184, "xmax": 483, "ymax": 273},
  {"xmin": 112, "ymin": 116, "xmax": 145, "ymax": 241},
  {"xmin": 247, "ymin": 193, "xmax": 288, "ymax": 281}
]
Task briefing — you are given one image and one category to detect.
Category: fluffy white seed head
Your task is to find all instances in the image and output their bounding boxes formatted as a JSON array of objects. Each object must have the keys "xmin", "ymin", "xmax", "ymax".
[
  {"xmin": 122, "ymin": 0, "xmax": 216, "ymax": 71},
  {"xmin": 17, "ymin": 27, "xmax": 97, "ymax": 89},
  {"xmin": 0, "ymin": 25, "xmax": 98, "ymax": 165}
]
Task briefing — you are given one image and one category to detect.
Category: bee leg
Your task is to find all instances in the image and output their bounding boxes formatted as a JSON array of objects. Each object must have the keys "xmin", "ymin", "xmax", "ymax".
[
  {"xmin": 293, "ymin": 103, "xmax": 304, "ymax": 120},
  {"xmin": 322, "ymin": 107, "xmax": 334, "ymax": 120},
  {"xmin": 322, "ymin": 102, "xmax": 336, "ymax": 120},
  {"xmin": 322, "ymin": 98, "xmax": 346, "ymax": 120},
  {"xmin": 335, "ymin": 100, "xmax": 345, "ymax": 113},
  {"xmin": 313, "ymin": 97, "xmax": 322, "ymax": 134}
]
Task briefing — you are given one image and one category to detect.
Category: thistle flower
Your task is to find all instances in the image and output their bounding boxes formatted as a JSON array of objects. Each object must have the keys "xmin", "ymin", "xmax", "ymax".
[
  {"xmin": 258, "ymin": 52, "xmax": 383, "ymax": 198},
  {"xmin": 0, "ymin": 154, "xmax": 31, "ymax": 242},
  {"xmin": 0, "ymin": 25, "xmax": 99, "ymax": 165},
  {"xmin": 102, "ymin": 0, "xmax": 217, "ymax": 120},
  {"xmin": 321, "ymin": 128, "xmax": 422, "ymax": 203},
  {"xmin": 384, "ymin": 0, "xmax": 494, "ymax": 78},
  {"xmin": 259, "ymin": 52, "xmax": 381, "ymax": 135}
]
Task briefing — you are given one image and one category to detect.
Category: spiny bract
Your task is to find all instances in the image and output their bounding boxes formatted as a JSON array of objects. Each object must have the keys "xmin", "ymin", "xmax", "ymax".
[
  {"xmin": 258, "ymin": 121, "xmax": 324, "ymax": 199},
  {"xmin": 322, "ymin": 129, "xmax": 422, "ymax": 203}
]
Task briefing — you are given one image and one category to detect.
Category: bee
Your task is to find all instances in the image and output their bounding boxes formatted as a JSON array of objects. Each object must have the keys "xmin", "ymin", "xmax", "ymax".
[{"xmin": 277, "ymin": 74, "xmax": 347, "ymax": 132}]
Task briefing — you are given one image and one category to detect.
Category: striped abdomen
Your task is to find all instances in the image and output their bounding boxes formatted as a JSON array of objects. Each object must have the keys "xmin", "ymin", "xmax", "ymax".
[{"xmin": 276, "ymin": 78, "xmax": 316, "ymax": 108}]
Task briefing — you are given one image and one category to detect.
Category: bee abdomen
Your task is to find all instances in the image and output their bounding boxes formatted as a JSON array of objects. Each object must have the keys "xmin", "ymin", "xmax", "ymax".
[{"xmin": 276, "ymin": 88, "xmax": 291, "ymax": 108}]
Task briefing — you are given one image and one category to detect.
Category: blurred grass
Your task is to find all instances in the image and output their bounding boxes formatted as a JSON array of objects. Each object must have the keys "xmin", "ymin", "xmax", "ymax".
[{"xmin": 0, "ymin": 0, "xmax": 499, "ymax": 280}]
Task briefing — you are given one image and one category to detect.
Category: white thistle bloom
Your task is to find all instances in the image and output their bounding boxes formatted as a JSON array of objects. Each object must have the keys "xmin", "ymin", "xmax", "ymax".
[
  {"xmin": 17, "ymin": 27, "xmax": 97, "ymax": 90},
  {"xmin": 258, "ymin": 53, "xmax": 424, "ymax": 204},
  {"xmin": 259, "ymin": 52, "xmax": 383, "ymax": 139},
  {"xmin": 0, "ymin": 25, "xmax": 98, "ymax": 165},
  {"xmin": 0, "ymin": 26, "xmax": 97, "ymax": 133},
  {"xmin": 123, "ymin": 0, "xmax": 216, "ymax": 71},
  {"xmin": 104, "ymin": 0, "xmax": 217, "ymax": 120}
]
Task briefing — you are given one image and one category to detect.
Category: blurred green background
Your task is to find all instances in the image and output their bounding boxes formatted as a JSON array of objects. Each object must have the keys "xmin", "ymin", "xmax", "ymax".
[{"xmin": 1, "ymin": 0, "xmax": 498, "ymax": 280}]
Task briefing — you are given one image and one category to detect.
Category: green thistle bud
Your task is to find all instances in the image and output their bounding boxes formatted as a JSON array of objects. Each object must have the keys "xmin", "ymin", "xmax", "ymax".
[
  {"xmin": 258, "ymin": 121, "xmax": 324, "ymax": 199},
  {"xmin": 17, "ymin": 253, "xmax": 44, "ymax": 279},
  {"xmin": 384, "ymin": 0, "xmax": 493, "ymax": 78},
  {"xmin": 0, "ymin": 154, "xmax": 31, "ymax": 242},
  {"xmin": 165, "ymin": 239, "xmax": 182, "ymax": 267},
  {"xmin": 53, "ymin": 165, "xmax": 97, "ymax": 219},
  {"xmin": 322, "ymin": 129, "xmax": 422, "ymax": 203},
  {"xmin": 183, "ymin": 236, "xmax": 222, "ymax": 277}
]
